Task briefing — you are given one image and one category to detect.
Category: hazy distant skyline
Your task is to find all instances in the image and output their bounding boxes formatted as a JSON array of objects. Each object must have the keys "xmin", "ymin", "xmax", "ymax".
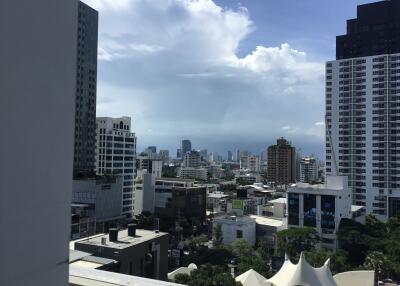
[{"xmin": 83, "ymin": 0, "xmax": 373, "ymax": 158}]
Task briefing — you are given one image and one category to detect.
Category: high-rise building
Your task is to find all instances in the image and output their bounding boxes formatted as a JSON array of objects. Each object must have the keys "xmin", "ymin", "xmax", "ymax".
[
  {"xmin": 267, "ymin": 138, "xmax": 296, "ymax": 185},
  {"xmin": 147, "ymin": 146, "xmax": 157, "ymax": 154},
  {"xmin": 73, "ymin": 1, "xmax": 98, "ymax": 177},
  {"xmin": 177, "ymin": 148, "xmax": 182, "ymax": 159},
  {"xmin": 236, "ymin": 149, "xmax": 240, "ymax": 162},
  {"xmin": 0, "ymin": 0, "xmax": 78, "ymax": 284},
  {"xmin": 199, "ymin": 149, "xmax": 208, "ymax": 161},
  {"xmin": 300, "ymin": 157, "xmax": 318, "ymax": 183},
  {"xmin": 227, "ymin": 150, "xmax": 233, "ymax": 161},
  {"xmin": 95, "ymin": 117, "xmax": 137, "ymax": 218},
  {"xmin": 183, "ymin": 150, "xmax": 201, "ymax": 167},
  {"xmin": 159, "ymin": 149, "xmax": 170, "ymax": 164},
  {"xmin": 181, "ymin": 139, "xmax": 192, "ymax": 157},
  {"xmin": 326, "ymin": 0, "xmax": 400, "ymax": 219}
]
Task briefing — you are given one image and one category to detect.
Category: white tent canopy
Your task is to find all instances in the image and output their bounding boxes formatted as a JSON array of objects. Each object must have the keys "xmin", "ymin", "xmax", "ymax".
[
  {"xmin": 235, "ymin": 269, "xmax": 268, "ymax": 286},
  {"xmin": 266, "ymin": 252, "xmax": 337, "ymax": 286}
]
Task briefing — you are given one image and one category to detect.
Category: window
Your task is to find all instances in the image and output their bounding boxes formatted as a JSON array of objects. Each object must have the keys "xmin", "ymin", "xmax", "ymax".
[{"xmin": 236, "ymin": 230, "xmax": 243, "ymax": 239}]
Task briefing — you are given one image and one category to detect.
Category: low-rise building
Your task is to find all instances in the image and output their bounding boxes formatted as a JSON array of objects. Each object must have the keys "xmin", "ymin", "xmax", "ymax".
[
  {"xmin": 263, "ymin": 197, "xmax": 286, "ymax": 219},
  {"xmin": 213, "ymin": 215, "xmax": 256, "ymax": 246},
  {"xmin": 250, "ymin": 215, "xmax": 286, "ymax": 251},
  {"xmin": 74, "ymin": 226, "xmax": 169, "ymax": 281},
  {"xmin": 177, "ymin": 167, "xmax": 207, "ymax": 181},
  {"xmin": 155, "ymin": 178, "xmax": 207, "ymax": 226},
  {"xmin": 71, "ymin": 177, "xmax": 125, "ymax": 239},
  {"xmin": 287, "ymin": 175, "xmax": 352, "ymax": 249},
  {"xmin": 134, "ymin": 169, "xmax": 156, "ymax": 216}
]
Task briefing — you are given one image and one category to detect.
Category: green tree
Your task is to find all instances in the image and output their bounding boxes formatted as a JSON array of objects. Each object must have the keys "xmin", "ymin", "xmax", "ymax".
[
  {"xmin": 213, "ymin": 224, "xmax": 223, "ymax": 249},
  {"xmin": 257, "ymin": 238, "xmax": 273, "ymax": 262},
  {"xmin": 304, "ymin": 250, "xmax": 349, "ymax": 274},
  {"xmin": 232, "ymin": 238, "xmax": 253, "ymax": 257},
  {"xmin": 363, "ymin": 251, "xmax": 393, "ymax": 281},
  {"xmin": 277, "ymin": 227, "xmax": 319, "ymax": 258},
  {"xmin": 237, "ymin": 255, "xmax": 272, "ymax": 278},
  {"xmin": 175, "ymin": 264, "xmax": 240, "ymax": 286},
  {"xmin": 135, "ymin": 211, "xmax": 155, "ymax": 230}
]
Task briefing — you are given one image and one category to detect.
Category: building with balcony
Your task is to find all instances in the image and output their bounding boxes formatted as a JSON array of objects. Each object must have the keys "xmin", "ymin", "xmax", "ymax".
[{"xmin": 95, "ymin": 117, "xmax": 137, "ymax": 218}]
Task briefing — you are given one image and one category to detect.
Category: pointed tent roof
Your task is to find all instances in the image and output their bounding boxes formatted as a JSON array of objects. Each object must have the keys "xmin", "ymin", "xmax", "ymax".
[
  {"xmin": 235, "ymin": 269, "xmax": 268, "ymax": 286},
  {"xmin": 266, "ymin": 252, "xmax": 337, "ymax": 286}
]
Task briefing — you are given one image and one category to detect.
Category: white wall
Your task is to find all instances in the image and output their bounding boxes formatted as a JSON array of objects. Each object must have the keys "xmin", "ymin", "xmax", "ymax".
[{"xmin": 0, "ymin": 1, "xmax": 78, "ymax": 285}]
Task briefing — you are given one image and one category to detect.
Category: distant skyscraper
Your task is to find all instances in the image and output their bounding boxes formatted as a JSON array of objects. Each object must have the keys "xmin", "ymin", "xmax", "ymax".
[
  {"xmin": 159, "ymin": 149, "xmax": 170, "ymax": 164},
  {"xmin": 177, "ymin": 148, "xmax": 182, "ymax": 159},
  {"xmin": 73, "ymin": 1, "xmax": 98, "ymax": 177},
  {"xmin": 181, "ymin": 139, "xmax": 192, "ymax": 157},
  {"xmin": 326, "ymin": 0, "xmax": 400, "ymax": 219},
  {"xmin": 236, "ymin": 149, "xmax": 240, "ymax": 162},
  {"xmin": 199, "ymin": 149, "xmax": 208, "ymax": 161},
  {"xmin": 267, "ymin": 138, "xmax": 296, "ymax": 185},
  {"xmin": 95, "ymin": 117, "xmax": 137, "ymax": 218},
  {"xmin": 227, "ymin": 150, "xmax": 233, "ymax": 161},
  {"xmin": 147, "ymin": 146, "xmax": 157, "ymax": 154},
  {"xmin": 183, "ymin": 150, "xmax": 201, "ymax": 168}
]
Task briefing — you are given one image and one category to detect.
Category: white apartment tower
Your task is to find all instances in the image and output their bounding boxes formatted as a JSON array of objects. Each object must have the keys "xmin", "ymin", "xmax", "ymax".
[
  {"xmin": 96, "ymin": 117, "xmax": 137, "ymax": 218},
  {"xmin": 326, "ymin": 0, "xmax": 400, "ymax": 220},
  {"xmin": 300, "ymin": 157, "xmax": 318, "ymax": 183}
]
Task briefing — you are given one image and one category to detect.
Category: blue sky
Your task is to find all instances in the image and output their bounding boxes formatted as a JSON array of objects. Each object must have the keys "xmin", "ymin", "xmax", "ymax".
[
  {"xmin": 83, "ymin": 0, "xmax": 373, "ymax": 159},
  {"xmin": 216, "ymin": 0, "xmax": 372, "ymax": 60}
]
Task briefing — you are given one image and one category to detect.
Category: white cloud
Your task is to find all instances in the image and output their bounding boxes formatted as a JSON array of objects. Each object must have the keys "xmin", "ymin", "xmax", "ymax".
[
  {"xmin": 83, "ymin": 0, "xmax": 325, "ymax": 152},
  {"xmin": 314, "ymin": 121, "xmax": 325, "ymax": 126}
]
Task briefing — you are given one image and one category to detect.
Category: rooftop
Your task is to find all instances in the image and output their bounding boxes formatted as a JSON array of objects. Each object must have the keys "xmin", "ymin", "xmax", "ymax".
[
  {"xmin": 208, "ymin": 192, "xmax": 229, "ymax": 199},
  {"xmin": 70, "ymin": 265, "xmax": 184, "ymax": 286},
  {"xmin": 249, "ymin": 215, "xmax": 285, "ymax": 227},
  {"xmin": 75, "ymin": 229, "xmax": 168, "ymax": 250},
  {"xmin": 268, "ymin": 197, "xmax": 286, "ymax": 204}
]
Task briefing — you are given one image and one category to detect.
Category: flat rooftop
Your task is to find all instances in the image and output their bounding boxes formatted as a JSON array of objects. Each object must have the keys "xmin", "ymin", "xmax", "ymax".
[
  {"xmin": 75, "ymin": 229, "xmax": 168, "ymax": 250},
  {"xmin": 70, "ymin": 265, "xmax": 184, "ymax": 286},
  {"xmin": 250, "ymin": 215, "xmax": 284, "ymax": 227},
  {"xmin": 268, "ymin": 197, "xmax": 286, "ymax": 204},
  {"xmin": 208, "ymin": 192, "xmax": 229, "ymax": 199}
]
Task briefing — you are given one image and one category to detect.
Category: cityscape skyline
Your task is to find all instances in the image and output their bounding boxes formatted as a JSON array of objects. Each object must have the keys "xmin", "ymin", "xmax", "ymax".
[{"xmin": 82, "ymin": 0, "xmax": 374, "ymax": 158}]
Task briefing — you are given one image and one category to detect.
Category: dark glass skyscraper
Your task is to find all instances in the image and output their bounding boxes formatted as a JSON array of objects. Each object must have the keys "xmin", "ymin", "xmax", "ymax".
[
  {"xmin": 73, "ymin": 1, "xmax": 98, "ymax": 177},
  {"xmin": 181, "ymin": 139, "xmax": 192, "ymax": 157},
  {"xmin": 336, "ymin": 0, "xmax": 400, "ymax": 60}
]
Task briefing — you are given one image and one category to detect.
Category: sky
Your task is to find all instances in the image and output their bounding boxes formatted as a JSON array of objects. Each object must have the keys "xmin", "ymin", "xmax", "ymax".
[{"xmin": 83, "ymin": 0, "xmax": 374, "ymax": 159}]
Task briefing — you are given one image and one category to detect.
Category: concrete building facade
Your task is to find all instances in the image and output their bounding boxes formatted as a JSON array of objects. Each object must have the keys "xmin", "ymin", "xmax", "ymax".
[
  {"xmin": 300, "ymin": 157, "xmax": 318, "ymax": 183},
  {"xmin": 74, "ymin": 228, "xmax": 169, "ymax": 280},
  {"xmin": 326, "ymin": 0, "xmax": 400, "ymax": 219},
  {"xmin": 213, "ymin": 215, "xmax": 256, "ymax": 246},
  {"xmin": 0, "ymin": 1, "xmax": 78, "ymax": 284},
  {"xmin": 95, "ymin": 117, "xmax": 137, "ymax": 217},
  {"xmin": 287, "ymin": 176, "xmax": 352, "ymax": 249},
  {"xmin": 267, "ymin": 138, "xmax": 296, "ymax": 185}
]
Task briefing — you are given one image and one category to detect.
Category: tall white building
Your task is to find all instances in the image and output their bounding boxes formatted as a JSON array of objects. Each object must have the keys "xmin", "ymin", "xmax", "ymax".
[
  {"xmin": 300, "ymin": 157, "xmax": 318, "ymax": 183},
  {"xmin": 96, "ymin": 117, "xmax": 137, "ymax": 218},
  {"xmin": 326, "ymin": 0, "xmax": 400, "ymax": 220}
]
